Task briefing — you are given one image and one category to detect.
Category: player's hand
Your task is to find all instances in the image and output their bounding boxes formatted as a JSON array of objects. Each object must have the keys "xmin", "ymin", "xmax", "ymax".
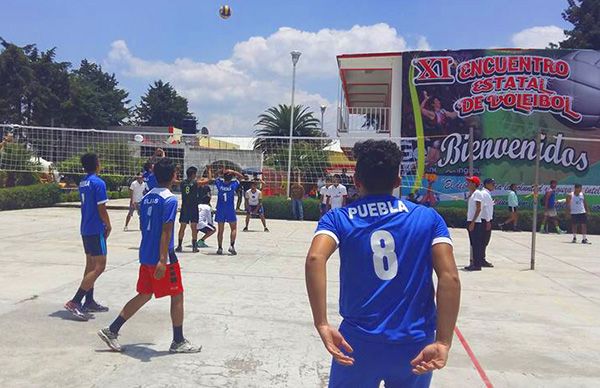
[
  {"xmin": 154, "ymin": 262, "xmax": 167, "ymax": 280},
  {"xmin": 468, "ymin": 222, "xmax": 475, "ymax": 232},
  {"xmin": 104, "ymin": 224, "xmax": 112, "ymax": 239},
  {"xmin": 410, "ymin": 341, "xmax": 450, "ymax": 375},
  {"xmin": 315, "ymin": 324, "xmax": 354, "ymax": 366}
]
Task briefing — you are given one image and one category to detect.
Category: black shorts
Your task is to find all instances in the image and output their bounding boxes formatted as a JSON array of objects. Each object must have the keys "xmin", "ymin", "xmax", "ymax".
[
  {"xmin": 509, "ymin": 206, "xmax": 518, "ymax": 213},
  {"xmin": 199, "ymin": 224, "xmax": 216, "ymax": 234},
  {"xmin": 179, "ymin": 205, "xmax": 199, "ymax": 224},
  {"xmin": 572, "ymin": 213, "xmax": 587, "ymax": 224},
  {"xmin": 82, "ymin": 234, "xmax": 107, "ymax": 256}
]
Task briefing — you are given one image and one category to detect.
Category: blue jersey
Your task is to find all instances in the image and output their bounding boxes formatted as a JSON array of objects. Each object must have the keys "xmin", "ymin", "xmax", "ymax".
[
  {"xmin": 139, "ymin": 188, "xmax": 178, "ymax": 265},
  {"xmin": 79, "ymin": 174, "xmax": 108, "ymax": 236},
  {"xmin": 215, "ymin": 178, "xmax": 239, "ymax": 210},
  {"xmin": 143, "ymin": 171, "xmax": 158, "ymax": 191},
  {"xmin": 316, "ymin": 195, "xmax": 452, "ymax": 344}
]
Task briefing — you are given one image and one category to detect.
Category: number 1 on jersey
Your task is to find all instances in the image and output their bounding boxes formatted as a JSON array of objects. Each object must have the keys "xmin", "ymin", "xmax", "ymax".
[
  {"xmin": 370, "ymin": 230, "xmax": 398, "ymax": 280},
  {"xmin": 223, "ymin": 192, "xmax": 227, "ymax": 202},
  {"xmin": 146, "ymin": 206, "xmax": 153, "ymax": 231}
]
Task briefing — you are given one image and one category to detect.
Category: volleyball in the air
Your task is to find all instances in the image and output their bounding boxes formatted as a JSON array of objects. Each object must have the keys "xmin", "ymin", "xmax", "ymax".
[
  {"xmin": 134, "ymin": 134, "xmax": 144, "ymax": 143},
  {"xmin": 219, "ymin": 5, "xmax": 232, "ymax": 19}
]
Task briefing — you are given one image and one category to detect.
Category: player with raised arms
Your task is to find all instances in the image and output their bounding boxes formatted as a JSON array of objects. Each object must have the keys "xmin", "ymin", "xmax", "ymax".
[
  {"xmin": 305, "ymin": 139, "xmax": 461, "ymax": 387},
  {"xmin": 215, "ymin": 168, "xmax": 245, "ymax": 255},
  {"xmin": 97, "ymin": 158, "xmax": 201, "ymax": 354}
]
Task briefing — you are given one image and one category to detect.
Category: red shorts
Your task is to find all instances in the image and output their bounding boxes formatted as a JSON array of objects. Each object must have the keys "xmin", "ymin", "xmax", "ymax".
[{"xmin": 136, "ymin": 262, "xmax": 184, "ymax": 298}]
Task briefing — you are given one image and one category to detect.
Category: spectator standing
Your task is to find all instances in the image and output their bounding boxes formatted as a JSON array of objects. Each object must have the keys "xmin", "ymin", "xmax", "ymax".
[
  {"xmin": 480, "ymin": 178, "xmax": 495, "ymax": 268},
  {"xmin": 290, "ymin": 182, "xmax": 305, "ymax": 221},
  {"xmin": 540, "ymin": 180, "xmax": 564, "ymax": 234},
  {"xmin": 326, "ymin": 175, "xmax": 347, "ymax": 210},
  {"xmin": 464, "ymin": 176, "xmax": 484, "ymax": 271},
  {"xmin": 319, "ymin": 177, "xmax": 332, "ymax": 216},
  {"xmin": 566, "ymin": 183, "xmax": 591, "ymax": 244},
  {"xmin": 499, "ymin": 184, "xmax": 519, "ymax": 231},
  {"xmin": 124, "ymin": 172, "xmax": 147, "ymax": 231}
]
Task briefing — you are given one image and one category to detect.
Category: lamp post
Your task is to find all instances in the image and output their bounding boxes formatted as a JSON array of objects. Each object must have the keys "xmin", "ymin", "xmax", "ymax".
[
  {"xmin": 320, "ymin": 104, "xmax": 327, "ymax": 131},
  {"xmin": 286, "ymin": 50, "xmax": 301, "ymax": 198}
]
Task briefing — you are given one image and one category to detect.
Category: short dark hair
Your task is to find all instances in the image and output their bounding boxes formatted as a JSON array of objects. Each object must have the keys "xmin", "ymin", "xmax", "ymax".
[
  {"xmin": 153, "ymin": 158, "xmax": 175, "ymax": 185},
  {"xmin": 353, "ymin": 140, "xmax": 401, "ymax": 193},
  {"xmin": 186, "ymin": 166, "xmax": 198, "ymax": 179},
  {"xmin": 574, "ymin": 183, "xmax": 582, "ymax": 189},
  {"xmin": 333, "ymin": 174, "xmax": 341, "ymax": 180},
  {"xmin": 510, "ymin": 183, "xmax": 517, "ymax": 190},
  {"xmin": 81, "ymin": 153, "xmax": 99, "ymax": 173},
  {"xmin": 550, "ymin": 179, "xmax": 557, "ymax": 184}
]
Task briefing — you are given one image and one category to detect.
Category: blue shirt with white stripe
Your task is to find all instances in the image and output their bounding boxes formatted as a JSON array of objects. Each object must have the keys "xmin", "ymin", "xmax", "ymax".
[
  {"xmin": 79, "ymin": 174, "xmax": 108, "ymax": 236},
  {"xmin": 315, "ymin": 195, "xmax": 452, "ymax": 344},
  {"xmin": 139, "ymin": 187, "xmax": 178, "ymax": 265}
]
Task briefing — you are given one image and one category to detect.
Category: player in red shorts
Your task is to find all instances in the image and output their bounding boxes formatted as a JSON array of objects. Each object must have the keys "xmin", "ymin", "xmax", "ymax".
[{"xmin": 97, "ymin": 158, "xmax": 201, "ymax": 353}]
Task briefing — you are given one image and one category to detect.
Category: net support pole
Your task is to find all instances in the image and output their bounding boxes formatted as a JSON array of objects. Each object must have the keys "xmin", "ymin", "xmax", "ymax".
[
  {"xmin": 530, "ymin": 130, "xmax": 542, "ymax": 270},
  {"xmin": 468, "ymin": 127, "xmax": 474, "ymax": 266},
  {"xmin": 286, "ymin": 58, "xmax": 299, "ymax": 198}
]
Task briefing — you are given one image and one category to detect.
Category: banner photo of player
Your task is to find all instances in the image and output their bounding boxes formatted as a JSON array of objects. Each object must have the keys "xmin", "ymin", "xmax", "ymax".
[{"xmin": 401, "ymin": 49, "xmax": 600, "ymax": 211}]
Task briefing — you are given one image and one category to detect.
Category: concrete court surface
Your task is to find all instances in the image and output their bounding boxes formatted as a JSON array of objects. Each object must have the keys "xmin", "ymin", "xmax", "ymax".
[{"xmin": 0, "ymin": 206, "xmax": 599, "ymax": 388}]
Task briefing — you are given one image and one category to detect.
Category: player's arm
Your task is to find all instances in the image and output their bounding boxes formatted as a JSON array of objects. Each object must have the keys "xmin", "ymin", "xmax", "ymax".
[
  {"xmin": 155, "ymin": 198, "xmax": 177, "ymax": 280},
  {"xmin": 225, "ymin": 169, "xmax": 245, "ymax": 180},
  {"xmin": 96, "ymin": 181, "xmax": 112, "ymax": 238},
  {"xmin": 197, "ymin": 165, "xmax": 215, "ymax": 185},
  {"xmin": 469, "ymin": 200, "xmax": 481, "ymax": 231},
  {"xmin": 584, "ymin": 197, "xmax": 589, "ymax": 213},
  {"xmin": 305, "ymin": 234, "xmax": 354, "ymax": 366},
  {"xmin": 544, "ymin": 191, "xmax": 550, "ymax": 209},
  {"xmin": 411, "ymin": 242, "xmax": 460, "ymax": 375}
]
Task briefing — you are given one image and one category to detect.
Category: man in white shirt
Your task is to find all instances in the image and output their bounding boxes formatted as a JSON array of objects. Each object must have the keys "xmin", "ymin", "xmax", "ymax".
[
  {"xmin": 243, "ymin": 181, "xmax": 269, "ymax": 232},
  {"xmin": 465, "ymin": 176, "xmax": 484, "ymax": 271},
  {"xmin": 566, "ymin": 183, "xmax": 591, "ymax": 244},
  {"xmin": 479, "ymin": 178, "xmax": 496, "ymax": 268},
  {"xmin": 124, "ymin": 172, "xmax": 147, "ymax": 231},
  {"xmin": 319, "ymin": 177, "xmax": 332, "ymax": 216},
  {"xmin": 196, "ymin": 203, "xmax": 216, "ymax": 248},
  {"xmin": 326, "ymin": 174, "xmax": 347, "ymax": 210}
]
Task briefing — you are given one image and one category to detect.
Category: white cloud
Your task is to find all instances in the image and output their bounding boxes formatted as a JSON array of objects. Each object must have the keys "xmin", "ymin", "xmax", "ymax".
[
  {"xmin": 105, "ymin": 24, "xmax": 429, "ymax": 135},
  {"xmin": 511, "ymin": 25, "xmax": 566, "ymax": 49}
]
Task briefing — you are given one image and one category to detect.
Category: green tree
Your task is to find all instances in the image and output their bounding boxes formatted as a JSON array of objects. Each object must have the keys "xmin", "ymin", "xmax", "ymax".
[
  {"xmin": 64, "ymin": 60, "xmax": 131, "ymax": 128},
  {"xmin": 0, "ymin": 39, "xmax": 70, "ymax": 126},
  {"xmin": 559, "ymin": 0, "xmax": 600, "ymax": 49},
  {"xmin": 135, "ymin": 80, "xmax": 193, "ymax": 127},
  {"xmin": 253, "ymin": 104, "xmax": 331, "ymax": 180}
]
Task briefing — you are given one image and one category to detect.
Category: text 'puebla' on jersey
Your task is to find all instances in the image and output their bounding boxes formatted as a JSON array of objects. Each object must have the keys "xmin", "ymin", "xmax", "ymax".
[{"xmin": 315, "ymin": 194, "xmax": 452, "ymax": 344}]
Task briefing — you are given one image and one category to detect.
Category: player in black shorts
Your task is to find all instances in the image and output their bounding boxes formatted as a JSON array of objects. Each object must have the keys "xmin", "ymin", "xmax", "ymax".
[{"xmin": 176, "ymin": 167, "xmax": 201, "ymax": 253}]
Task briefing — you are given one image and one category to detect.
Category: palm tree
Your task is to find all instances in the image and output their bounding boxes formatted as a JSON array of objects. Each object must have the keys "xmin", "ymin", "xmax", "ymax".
[{"xmin": 253, "ymin": 104, "xmax": 331, "ymax": 182}]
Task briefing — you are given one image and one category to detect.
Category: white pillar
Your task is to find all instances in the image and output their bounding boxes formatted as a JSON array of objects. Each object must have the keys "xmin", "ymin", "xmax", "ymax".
[{"xmin": 391, "ymin": 56, "xmax": 403, "ymax": 198}]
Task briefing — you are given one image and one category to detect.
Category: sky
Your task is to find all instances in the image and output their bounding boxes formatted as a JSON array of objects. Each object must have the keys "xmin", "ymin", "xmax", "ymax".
[{"xmin": 1, "ymin": 0, "xmax": 571, "ymax": 135}]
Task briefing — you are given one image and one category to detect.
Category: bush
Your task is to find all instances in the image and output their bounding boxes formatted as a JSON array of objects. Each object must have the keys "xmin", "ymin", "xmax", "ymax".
[
  {"xmin": 0, "ymin": 184, "xmax": 61, "ymax": 210},
  {"xmin": 262, "ymin": 196, "xmax": 321, "ymax": 221},
  {"xmin": 435, "ymin": 207, "xmax": 600, "ymax": 235}
]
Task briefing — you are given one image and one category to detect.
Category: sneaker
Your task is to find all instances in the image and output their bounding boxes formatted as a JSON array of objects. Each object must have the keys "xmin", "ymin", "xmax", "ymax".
[
  {"xmin": 572, "ymin": 237, "xmax": 577, "ymax": 243},
  {"xmin": 83, "ymin": 301, "xmax": 109, "ymax": 313},
  {"xmin": 175, "ymin": 246, "xmax": 183, "ymax": 253},
  {"xmin": 243, "ymin": 227, "xmax": 249, "ymax": 232},
  {"xmin": 216, "ymin": 247, "xmax": 223, "ymax": 255},
  {"xmin": 192, "ymin": 247, "xmax": 199, "ymax": 253},
  {"xmin": 556, "ymin": 229, "xmax": 566, "ymax": 235},
  {"xmin": 463, "ymin": 265, "xmax": 482, "ymax": 272},
  {"xmin": 481, "ymin": 260, "xmax": 494, "ymax": 268},
  {"xmin": 97, "ymin": 328, "xmax": 122, "ymax": 352},
  {"xmin": 197, "ymin": 240, "xmax": 208, "ymax": 248},
  {"xmin": 64, "ymin": 301, "xmax": 91, "ymax": 321},
  {"xmin": 169, "ymin": 339, "xmax": 202, "ymax": 353},
  {"xmin": 582, "ymin": 239, "xmax": 591, "ymax": 244},
  {"xmin": 228, "ymin": 246, "xmax": 237, "ymax": 255},
  {"xmin": 264, "ymin": 227, "xmax": 270, "ymax": 232},
  {"xmin": 123, "ymin": 226, "xmax": 128, "ymax": 232}
]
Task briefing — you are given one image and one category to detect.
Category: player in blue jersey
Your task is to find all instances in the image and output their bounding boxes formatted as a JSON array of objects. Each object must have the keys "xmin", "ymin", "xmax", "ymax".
[
  {"xmin": 215, "ymin": 168, "xmax": 245, "ymax": 255},
  {"xmin": 98, "ymin": 158, "xmax": 201, "ymax": 353},
  {"xmin": 305, "ymin": 140, "xmax": 461, "ymax": 387},
  {"xmin": 64, "ymin": 153, "xmax": 112, "ymax": 321},
  {"xmin": 143, "ymin": 161, "xmax": 158, "ymax": 191}
]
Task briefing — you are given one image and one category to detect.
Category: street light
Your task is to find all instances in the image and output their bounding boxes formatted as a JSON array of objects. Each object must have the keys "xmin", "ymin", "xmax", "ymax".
[
  {"xmin": 286, "ymin": 50, "xmax": 301, "ymax": 198},
  {"xmin": 320, "ymin": 104, "xmax": 327, "ymax": 131}
]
